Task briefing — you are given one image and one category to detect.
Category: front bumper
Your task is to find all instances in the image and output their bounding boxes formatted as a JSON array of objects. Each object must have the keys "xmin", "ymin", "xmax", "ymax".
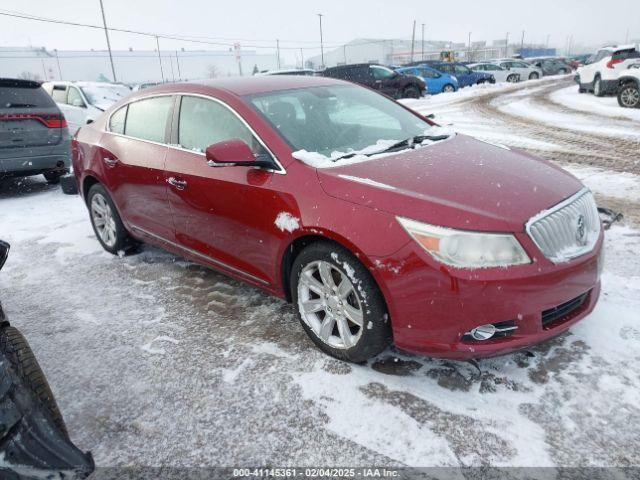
[{"xmin": 371, "ymin": 232, "xmax": 603, "ymax": 359}]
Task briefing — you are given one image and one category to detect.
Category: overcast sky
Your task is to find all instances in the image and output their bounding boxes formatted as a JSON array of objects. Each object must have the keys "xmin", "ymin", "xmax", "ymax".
[{"xmin": 1, "ymin": 0, "xmax": 639, "ymax": 61}]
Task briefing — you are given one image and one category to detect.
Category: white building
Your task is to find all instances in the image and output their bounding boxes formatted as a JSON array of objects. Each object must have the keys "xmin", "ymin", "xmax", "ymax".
[{"xmin": 0, "ymin": 46, "xmax": 279, "ymax": 83}]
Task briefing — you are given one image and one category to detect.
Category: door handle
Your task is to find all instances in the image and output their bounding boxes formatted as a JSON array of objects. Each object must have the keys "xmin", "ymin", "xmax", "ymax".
[
  {"xmin": 103, "ymin": 157, "xmax": 118, "ymax": 167},
  {"xmin": 167, "ymin": 177, "xmax": 187, "ymax": 190}
]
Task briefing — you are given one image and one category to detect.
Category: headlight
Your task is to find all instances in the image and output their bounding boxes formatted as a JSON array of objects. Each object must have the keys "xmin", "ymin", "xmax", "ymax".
[{"xmin": 397, "ymin": 217, "xmax": 530, "ymax": 268}]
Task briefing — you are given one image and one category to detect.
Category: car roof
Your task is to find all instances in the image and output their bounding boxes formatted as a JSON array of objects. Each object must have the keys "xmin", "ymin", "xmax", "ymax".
[
  {"xmin": 139, "ymin": 75, "xmax": 349, "ymax": 97},
  {"xmin": 0, "ymin": 78, "xmax": 42, "ymax": 89}
]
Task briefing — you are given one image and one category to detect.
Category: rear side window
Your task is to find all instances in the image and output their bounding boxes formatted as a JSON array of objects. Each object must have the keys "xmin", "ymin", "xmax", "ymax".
[
  {"xmin": 67, "ymin": 87, "xmax": 85, "ymax": 107},
  {"xmin": 613, "ymin": 49, "xmax": 639, "ymax": 60},
  {"xmin": 124, "ymin": 96, "xmax": 172, "ymax": 143},
  {"xmin": 109, "ymin": 105, "xmax": 127, "ymax": 134},
  {"xmin": 52, "ymin": 85, "xmax": 68, "ymax": 103},
  {"xmin": 178, "ymin": 96, "xmax": 263, "ymax": 154},
  {"xmin": 0, "ymin": 84, "xmax": 57, "ymax": 109}
]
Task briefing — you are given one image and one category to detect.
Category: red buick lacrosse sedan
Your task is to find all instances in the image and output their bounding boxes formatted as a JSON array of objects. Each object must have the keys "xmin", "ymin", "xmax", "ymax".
[{"xmin": 71, "ymin": 76, "xmax": 603, "ymax": 362}]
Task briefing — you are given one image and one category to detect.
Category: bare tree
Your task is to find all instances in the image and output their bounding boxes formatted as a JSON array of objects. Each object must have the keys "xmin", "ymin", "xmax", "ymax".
[
  {"xmin": 207, "ymin": 65, "xmax": 220, "ymax": 79},
  {"xmin": 18, "ymin": 71, "xmax": 41, "ymax": 81}
]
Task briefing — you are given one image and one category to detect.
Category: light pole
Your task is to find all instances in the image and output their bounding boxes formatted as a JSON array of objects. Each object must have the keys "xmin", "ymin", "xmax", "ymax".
[
  {"xmin": 520, "ymin": 30, "xmax": 525, "ymax": 54},
  {"xmin": 276, "ymin": 39, "xmax": 281, "ymax": 69},
  {"xmin": 546, "ymin": 34, "xmax": 550, "ymax": 52},
  {"xmin": 155, "ymin": 36, "xmax": 164, "ymax": 82},
  {"xmin": 98, "ymin": 0, "xmax": 117, "ymax": 82},
  {"xmin": 175, "ymin": 50, "xmax": 181, "ymax": 80},
  {"xmin": 468, "ymin": 31, "xmax": 472, "ymax": 61},
  {"xmin": 318, "ymin": 14, "xmax": 324, "ymax": 68},
  {"xmin": 505, "ymin": 32, "xmax": 510, "ymax": 57},
  {"xmin": 410, "ymin": 20, "xmax": 416, "ymax": 62},
  {"xmin": 421, "ymin": 23, "xmax": 425, "ymax": 61},
  {"xmin": 54, "ymin": 49, "xmax": 62, "ymax": 79}
]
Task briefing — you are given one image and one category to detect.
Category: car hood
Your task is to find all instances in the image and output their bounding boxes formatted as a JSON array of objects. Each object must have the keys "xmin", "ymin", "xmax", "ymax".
[{"xmin": 316, "ymin": 134, "xmax": 583, "ymax": 232}]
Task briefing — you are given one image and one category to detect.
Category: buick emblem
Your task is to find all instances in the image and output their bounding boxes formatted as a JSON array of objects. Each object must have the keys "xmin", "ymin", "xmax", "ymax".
[{"xmin": 576, "ymin": 214, "xmax": 587, "ymax": 245}]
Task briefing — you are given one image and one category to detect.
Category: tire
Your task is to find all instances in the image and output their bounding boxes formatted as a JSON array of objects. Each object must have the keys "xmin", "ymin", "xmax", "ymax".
[
  {"xmin": 0, "ymin": 326, "xmax": 68, "ymax": 438},
  {"xmin": 618, "ymin": 83, "xmax": 640, "ymax": 108},
  {"xmin": 87, "ymin": 183, "xmax": 134, "ymax": 254},
  {"xmin": 594, "ymin": 76, "xmax": 604, "ymax": 97},
  {"xmin": 290, "ymin": 242, "xmax": 392, "ymax": 363},
  {"xmin": 402, "ymin": 85, "xmax": 421, "ymax": 99},
  {"xmin": 43, "ymin": 171, "xmax": 64, "ymax": 184},
  {"xmin": 507, "ymin": 74, "xmax": 518, "ymax": 83},
  {"xmin": 558, "ymin": 68, "xmax": 568, "ymax": 75},
  {"xmin": 578, "ymin": 84, "xmax": 587, "ymax": 93},
  {"xmin": 529, "ymin": 72, "xmax": 539, "ymax": 80},
  {"xmin": 442, "ymin": 83, "xmax": 455, "ymax": 93}
]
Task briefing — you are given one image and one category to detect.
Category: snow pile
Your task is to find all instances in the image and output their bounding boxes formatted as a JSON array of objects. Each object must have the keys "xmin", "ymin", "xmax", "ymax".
[
  {"xmin": 551, "ymin": 85, "xmax": 640, "ymax": 122},
  {"xmin": 292, "ymin": 126, "xmax": 454, "ymax": 169},
  {"xmin": 274, "ymin": 212, "xmax": 300, "ymax": 232}
]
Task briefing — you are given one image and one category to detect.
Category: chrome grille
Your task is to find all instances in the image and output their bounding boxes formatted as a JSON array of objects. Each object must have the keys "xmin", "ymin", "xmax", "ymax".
[{"xmin": 526, "ymin": 188, "xmax": 600, "ymax": 263}]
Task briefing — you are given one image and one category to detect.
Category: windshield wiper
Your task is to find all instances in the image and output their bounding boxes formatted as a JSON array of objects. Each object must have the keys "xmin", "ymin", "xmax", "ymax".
[{"xmin": 331, "ymin": 133, "xmax": 450, "ymax": 162}]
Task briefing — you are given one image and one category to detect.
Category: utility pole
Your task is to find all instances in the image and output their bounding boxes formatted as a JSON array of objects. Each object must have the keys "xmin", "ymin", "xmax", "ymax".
[
  {"xmin": 421, "ymin": 23, "xmax": 425, "ymax": 61},
  {"xmin": 318, "ymin": 14, "xmax": 325, "ymax": 68},
  {"xmin": 468, "ymin": 31, "xmax": 472, "ymax": 61},
  {"xmin": 155, "ymin": 36, "xmax": 164, "ymax": 82},
  {"xmin": 98, "ymin": 0, "xmax": 117, "ymax": 82},
  {"xmin": 520, "ymin": 30, "xmax": 525, "ymax": 54},
  {"xmin": 505, "ymin": 32, "xmax": 510, "ymax": 57},
  {"xmin": 410, "ymin": 20, "xmax": 416, "ymax": 62},
  {"xmin": 175, "ymin": 50, "xmax": 181, "ymax": 80},
  {"xmin": 276, "ymin": 39, "xmax": 281, "ymax": 69},
  {"xmin": 546, "ymin": 34, "xmax": 550, "ymax": 50},
  {"xmin": 625, "ymin": 28, "xmax": 629, "ymax": 44},
  {"xmin": 300, "ymin": 48, "xmax": 304, "ymax": 69},
  {"xmin": 343, "ymin": 44, "xmax": 347, "ymax": 64},
  {"xmin": 54, "ymin": 49, "xmax": 62, "ymax": 80}
]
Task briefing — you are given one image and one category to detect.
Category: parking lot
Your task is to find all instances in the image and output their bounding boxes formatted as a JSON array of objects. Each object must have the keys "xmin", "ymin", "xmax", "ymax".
[{"xmin": 1, "ymin": 77, "xmax": 639, "ymax": 468}]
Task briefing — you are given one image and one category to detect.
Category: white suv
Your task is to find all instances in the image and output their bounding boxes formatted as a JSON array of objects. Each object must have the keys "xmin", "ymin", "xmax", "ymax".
[
  {"xmin": 42, "ymin": 81, "xmax": 132, "ymax": 133},
  {"xmin": 577, "ymin": 45, "xmax": 640, "ymax": 96}
]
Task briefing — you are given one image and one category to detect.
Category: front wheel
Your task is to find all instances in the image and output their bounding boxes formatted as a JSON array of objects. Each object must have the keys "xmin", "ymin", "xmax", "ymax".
[
  {"xmin": 507, "ymin": 74, "xmax": 518, "ymax": 83},
  {"xmin": 87, "ymin": 183, "xmax": 134, "ymax": 254},
  {"xmin": 291, "ymin": 242, "xmax": 392, "ymax": 362},
  {"xmin": 442, "ymin": 83, "xmax": 455, "ymax": 93},
  {"xmin": 529, "ymin": 72, "xmax": 539, "ymax": 80},
  {"xmin": 594, "ymin": 77, "xmax": 604, "ymax": 97},
  {"xmin": 618, "ymin": 83, "xmax": 640, "ymax": 108}
]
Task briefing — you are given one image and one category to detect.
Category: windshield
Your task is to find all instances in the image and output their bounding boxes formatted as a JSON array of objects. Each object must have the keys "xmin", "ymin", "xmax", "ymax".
[
  {"xmin": 80, "ymin": 84, "xmax": 131, "ymax": 109},
  {"xmin": 246, "ymin": 84, "xmax": 435, "ymax": 159}
]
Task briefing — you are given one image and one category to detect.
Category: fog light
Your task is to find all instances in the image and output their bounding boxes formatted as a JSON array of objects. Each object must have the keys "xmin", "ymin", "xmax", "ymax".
[{"xmin": 468, "ymin": 324, "xmax": 496, "ymax": 341}]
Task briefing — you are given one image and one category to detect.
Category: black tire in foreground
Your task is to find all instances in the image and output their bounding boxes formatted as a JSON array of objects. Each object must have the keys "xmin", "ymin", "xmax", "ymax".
[
  {"xmin": 87, "ymin": 183, "xmax": 135, "ymax": 254},
  {"xmin": 43, "ymin": 170, "xmax": 66, "ymax": 184},
  {"xmin": 291, "ymin": 242, "xmax": 392, "ymax": 363},
  {"xmin": 618, "ymin": 82, "xmax": 640, "ymax": 108},
  {"xmin": 0, "ymin": 324, "xmax": 94, "ymax": 478},
  {"xmin": 402, "ymin": 85, "xmax": 421, "ymax": 99}
]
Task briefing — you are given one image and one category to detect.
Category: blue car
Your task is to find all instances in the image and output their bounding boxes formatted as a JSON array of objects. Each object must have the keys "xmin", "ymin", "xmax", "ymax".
[
  {"xmin": 426, "ymin": 62, "xmax": 495, "ymax": 88},
  {"xmin": 395, "ymin": 65, "xmax": 459, "ymax": 94}
]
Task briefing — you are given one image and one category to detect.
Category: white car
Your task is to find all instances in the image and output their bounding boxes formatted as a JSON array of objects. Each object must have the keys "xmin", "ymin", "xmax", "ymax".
[
  {"xmin": 492, "ymin": 59, "xmax": 543, "ymax": 80},
  {"xmin": 577, "ymin": 45, "xmax": 640, "ymax": 96},
  {"xmin": 42, "ymin": 81, "xmax": 132, "ymax": 132},
  {"xmin": 468, "ymin": 63, "xmax": 519, "ymax": 83},
  {"xmin": 616, "ymin": 65, "xmax": 640, "ymax": 108}
]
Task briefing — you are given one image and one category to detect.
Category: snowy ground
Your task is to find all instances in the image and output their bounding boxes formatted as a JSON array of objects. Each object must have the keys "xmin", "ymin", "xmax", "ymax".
[{"xmin": 1, "ymin": 77, "xmax": 640, "ymax": 468}]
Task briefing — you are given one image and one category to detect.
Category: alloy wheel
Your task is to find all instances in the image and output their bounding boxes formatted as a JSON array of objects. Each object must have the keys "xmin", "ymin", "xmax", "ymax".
[
  {"xmin": 297, "ymin": 260, "xmax": 364, "ymax": 349},
  {"xmin": 620, "ymin": 86, "xmax": 640, "ymax": 107},
  {"xmin": 443, "ymin": 84, "xmax": 455, "ymax": 92},
  {"xmin": 91, "ymin": 193, "xmax": 117, "ymax": 248}
]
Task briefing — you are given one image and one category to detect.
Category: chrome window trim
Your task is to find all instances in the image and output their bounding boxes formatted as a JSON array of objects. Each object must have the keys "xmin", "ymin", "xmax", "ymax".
[
  {"xmin": 129, "ymin": 224, "xmax": 269, "ymax": 286},
  {"xmin": 105, "ymin": 91, "xmax": 286, "ymax": 175},
  {"xmin": 525, "ymin": 187, "xmax": 600, "ymax": 263}
]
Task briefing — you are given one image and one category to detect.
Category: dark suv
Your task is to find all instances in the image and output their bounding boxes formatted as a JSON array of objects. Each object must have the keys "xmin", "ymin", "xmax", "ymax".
[
  {"xmin": 322, "ymin": 64, "xmax": 426, "ymax": 98},
  {"xmin": 0, "ymin": 79, "xmax": 70, "ymax": 183}
]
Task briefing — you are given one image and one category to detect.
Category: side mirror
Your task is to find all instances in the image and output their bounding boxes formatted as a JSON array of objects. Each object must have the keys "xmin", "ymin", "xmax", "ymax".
[
  {"xmin": 205, "ymin": 139, "xmax": 273, "ymax": 169},
  {"xmin": 0, "ymin": 240, "xmax": 9, "ymax": 271}
]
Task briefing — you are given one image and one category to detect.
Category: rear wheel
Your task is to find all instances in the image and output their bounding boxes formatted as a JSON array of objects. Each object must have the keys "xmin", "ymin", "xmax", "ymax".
[
  {"xmin": 442, "ymin": 83, "xmax": 455, "ymax": 93},
  {"xmin": 618, "ymin": 83, "xmax": 640, "ymax": 108},
  {"xmin": 402, "ymin": 85, "xmax": 421, "ymax": 99},
  {"xmin": 291, "ymin": 242, "xmax": 392, "ymax": 362},
  {"xmin": 43, "ymin": 171, "xmax": 64, "ymax": 184},
  {"xmin": 507, "ymin": 74, "xmax": 518, "ymax": 83},
  {"xmin": 87, "ymin": 183, "xmax": 134, "ymax": 254},
  {"xmin": 558, "ymin": 68, "xmax": 568, "ymax": 75},
  {"xmin": 529, "ymin": 72, "xmax": 539, "ymax": 80}
]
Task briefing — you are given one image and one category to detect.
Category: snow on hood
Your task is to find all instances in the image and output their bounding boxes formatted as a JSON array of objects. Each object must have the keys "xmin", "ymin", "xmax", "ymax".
[
  {"xmin": 292, "ymin": 125, "xmax": 455, "ymax": 169},
  {"xmin": 80, "ymin": 84, "xmax": 132, "ymax": 111}
]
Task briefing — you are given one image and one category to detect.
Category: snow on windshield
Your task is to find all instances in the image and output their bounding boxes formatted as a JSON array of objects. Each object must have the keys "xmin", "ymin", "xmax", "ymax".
[
  {"xmin": 80, "ymin": 84, "xmax": 131, "ymax": 110},
  {"xmin": 292, "ymin": 125, "xmax": 454, "ymax": 168}
]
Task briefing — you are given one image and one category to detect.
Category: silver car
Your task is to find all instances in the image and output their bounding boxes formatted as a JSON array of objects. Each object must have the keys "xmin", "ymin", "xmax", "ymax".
[
  {"xmin": 468, "ymin": 63, "xmax": 520, "ymax": 83},
  {"xmin": 492, "ymin": 59, "xmax": 543, "ymax": 80}
]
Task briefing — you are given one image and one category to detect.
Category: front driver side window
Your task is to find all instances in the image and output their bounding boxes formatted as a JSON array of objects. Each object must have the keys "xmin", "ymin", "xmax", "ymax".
[
  {"xmin": 178, "ymin": 96, "xmax": 266, "ymax": 155},
  {"xmin": 370, "ymin": 66, "xmax": 395, "ymax": 79},
  {"xmin": 68, "ymin": 87, "xmax": 85, "ymax": 107}
]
